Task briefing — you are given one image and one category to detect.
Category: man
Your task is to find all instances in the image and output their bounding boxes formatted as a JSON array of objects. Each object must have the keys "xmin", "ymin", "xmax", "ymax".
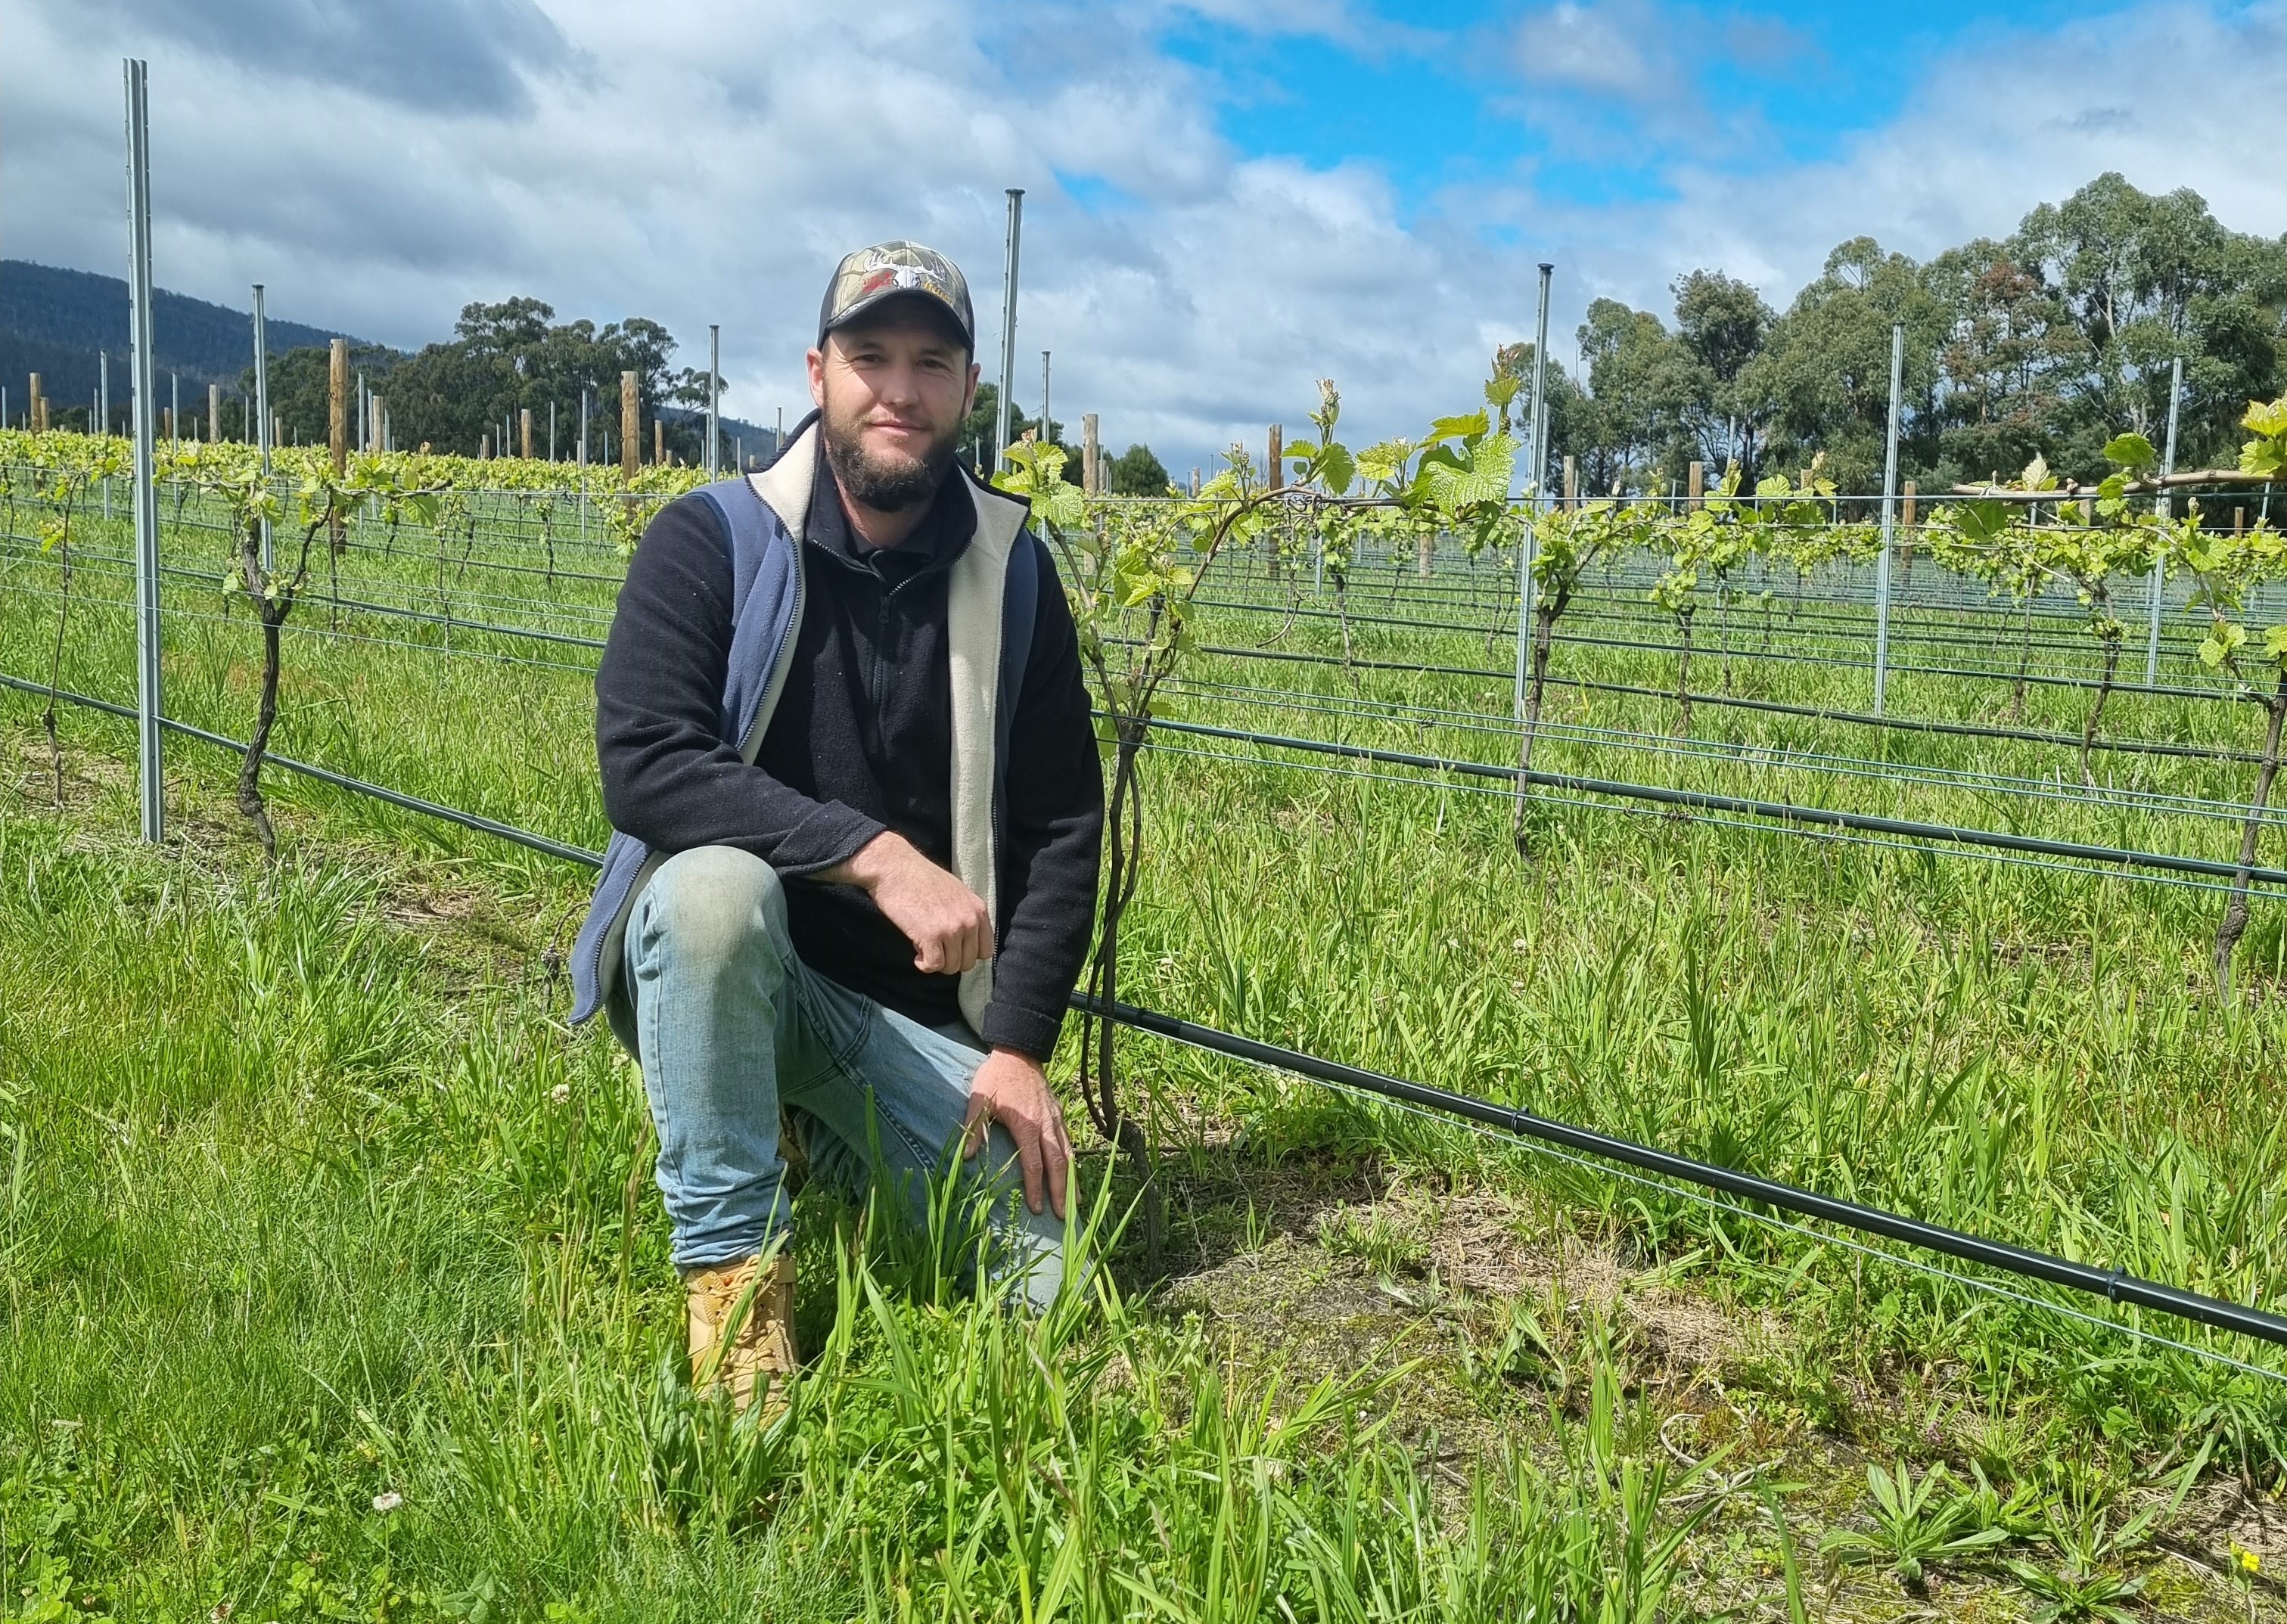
[{"xmin": 569, "ymin": 241, "xmax": 1103, "ymax": 1409}]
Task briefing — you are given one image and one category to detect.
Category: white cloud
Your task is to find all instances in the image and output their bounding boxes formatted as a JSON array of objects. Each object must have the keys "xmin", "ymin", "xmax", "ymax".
[
  {"xmin": 1518, "ymin": 2, "xmax": 1674, "ymax": 101},
  {"xmin": 2, "ymin": 0, "xmax": 1513, "ymax": 468},
  {"xmin": 4, "ymin": 0, "xmax": 2282, "ymax": 472},
  {"xmin": 1460, "ymin": 0, "xmax": 2287, "ymax": 369}
]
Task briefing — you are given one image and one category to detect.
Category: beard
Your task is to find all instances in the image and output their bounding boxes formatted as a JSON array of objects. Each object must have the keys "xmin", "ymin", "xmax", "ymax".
[{"xmin": 820, "ymin": 403, "xmax": 959, "ymax": 513}]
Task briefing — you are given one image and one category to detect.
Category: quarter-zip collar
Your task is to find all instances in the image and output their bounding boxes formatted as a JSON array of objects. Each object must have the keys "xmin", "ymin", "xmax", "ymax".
[{"xmin": 806, "ymin": 436, "xmax": 977, "ymax": 587}]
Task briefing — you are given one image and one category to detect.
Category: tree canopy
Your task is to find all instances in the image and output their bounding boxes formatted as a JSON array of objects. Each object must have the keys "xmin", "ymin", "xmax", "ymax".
[
  {"xmin": 249, "ymin": 298, "xmax": 690, "ymax": 461},
  {"xmin": 1542, "ymin": 173, "xmax": 2287, "ymax": 495}
]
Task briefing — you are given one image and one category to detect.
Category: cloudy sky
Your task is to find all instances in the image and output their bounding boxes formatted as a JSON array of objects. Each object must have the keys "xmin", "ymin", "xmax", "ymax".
[{"xmin": 7, "ymin": 0, "xmax": 2285, "ymax": 470}]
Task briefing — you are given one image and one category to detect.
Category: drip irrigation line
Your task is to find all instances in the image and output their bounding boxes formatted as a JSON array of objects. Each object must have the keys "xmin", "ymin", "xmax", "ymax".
[
  {"xmin": 1195, "ymin": 588, "xmax": 2194, "ymax": 668},
  {"xmin": 1167, "ymin": 677, "xmax": 2287, "ymax": 827},
  {"xmin": 1244, "ymin": 612, "xmax": 2230, "ymax": 700},
  {"xmin": 0, "ymin": 531, "xmax": 617, "ymax": 632},
  {"xmin": 1072, "ymin": 992, "xmax": 2287, "ymax": 1352},
  {"xmin": 334, "ymin": 535, "xmax": 626, "ymax": 585},
  {"xmin": 1217, "ymin": 563, "xmax": 2214, "ymax": 636},
  {"xmin": 1294, "ymin": 1066, "xmax": 2287, "ymax": 1385},
  {"xmin": 11, "ymin": 664, "xmax": 2285, "ymax": 1366},
  {"xmin": 1133, "ymin": 736, "xmax": 2274, "ymax": 900},
  {"xmin": 0, "ymin": 533, "xmax": 614, "ymax": 644},
  {"xmin": 1171, "ymin": 668, "xmax": 2271, "ymax": 768},
  {"xmin": 143, "ymin": 603, "xmax": 600, "ymax": 675},
  {"xmin": 1178, "ymin": 634, "xmax": 2241, "ymax": 710},
  {"xmin": 0, "ymin": 670, "xmax": 603, "ymax": 867},
  {"xmin": 1138, "ymin": 714, "xmax": 2287, "ymax": 890}
]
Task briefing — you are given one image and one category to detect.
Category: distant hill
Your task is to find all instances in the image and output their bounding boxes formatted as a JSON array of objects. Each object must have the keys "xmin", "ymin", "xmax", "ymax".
[
  {"xmin": 0, "ymin": 259, "xmax": 778, "ymax": 453},
  {"xmin": 0, "ymin": 259, "xmax": 392, "ymax": 424}
]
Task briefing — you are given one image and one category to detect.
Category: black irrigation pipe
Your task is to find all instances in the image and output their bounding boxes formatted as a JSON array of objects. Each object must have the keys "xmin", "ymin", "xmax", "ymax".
[
  {"xmin": 0, "ymin": 534, "xmax": 614, "ymax": 646},
  {"xmin": 1213, "ymin": 560, "xmax": 2192, "ymax": 627},
  {"xmin": 1199, "ymin": 598, "xmax": 2233, "ymax": 699},
  {"xmin": 11, "ymin": 666, "xmax": 2286, "ymax": 1352},
  {"xmin": 1194, "ymin": 588, "xmax": 2185, "ymax": 665},
  {"xmin": 0, "ymin": 672, "xmax": 604, "ymax": 867},
  {"xmin": 1071, "ymin": 993, "xmax": 2287, "ymax": 1351},
  {"xmin": 1176, "ymin": 663, "xmax": 2270, "ymax": 769},
  {"xmin": 335, "ymin": 533, "xmax": 628, "ymax": 585},
  {"xmin": 1183, "ymin": 635, "xmax": 2241, "ymax": 713},
  {"xmin": 1141, "ymin": 713, "xmax": 2287, "ymax": 890}
]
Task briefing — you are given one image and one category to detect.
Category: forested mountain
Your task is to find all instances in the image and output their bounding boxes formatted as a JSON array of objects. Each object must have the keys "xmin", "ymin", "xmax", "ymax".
[{"xmin": 0, "ymin": 259, "xmax": 378, "ymax": 427}]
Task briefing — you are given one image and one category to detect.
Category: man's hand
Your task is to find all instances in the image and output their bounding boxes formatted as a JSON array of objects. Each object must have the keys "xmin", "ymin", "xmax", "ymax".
[
  {"xmin": 962, "ymin": 1048, "xmax": 1072, "ymax": 1220},
  {"xmin": 829, "ymin": 831, "xmax": 993, "ymax": 974}
]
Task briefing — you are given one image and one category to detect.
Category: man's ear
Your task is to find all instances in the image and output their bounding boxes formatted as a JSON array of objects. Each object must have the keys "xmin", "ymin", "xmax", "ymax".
[
  {"xmin": 806, "ymin": 346, "xmax": 828, "ymax": 411},
  {"xmin": 962, "ymin": 361, "xmax": 980, "ymax": 419}
]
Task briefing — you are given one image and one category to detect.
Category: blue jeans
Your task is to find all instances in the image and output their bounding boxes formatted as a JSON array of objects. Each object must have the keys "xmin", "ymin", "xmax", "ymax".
[{"xmin": 607, "ymin": 845, "xmax": 1064, "ymax": 1308}]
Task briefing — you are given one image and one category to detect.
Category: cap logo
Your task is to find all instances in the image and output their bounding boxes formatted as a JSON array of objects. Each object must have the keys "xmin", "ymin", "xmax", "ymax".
[{"xmin": 821, "ymin": 240, "xmax": 973, "ymax": 346}]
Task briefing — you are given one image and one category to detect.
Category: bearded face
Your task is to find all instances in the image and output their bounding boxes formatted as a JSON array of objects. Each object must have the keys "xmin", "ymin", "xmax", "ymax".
[{"xmin": 812, "ymin": 305, "xmax": 977, "ymax": 516}]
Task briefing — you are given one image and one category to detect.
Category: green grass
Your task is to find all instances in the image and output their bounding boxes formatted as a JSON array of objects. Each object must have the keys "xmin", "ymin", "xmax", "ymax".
[
  {"xmin": 0, "ymin": 808, "xmax": 1781, "ymax": 1622},
  {"xmin": 5, "ymin": 489, "xmax": 2287, "ymax": 1619}
]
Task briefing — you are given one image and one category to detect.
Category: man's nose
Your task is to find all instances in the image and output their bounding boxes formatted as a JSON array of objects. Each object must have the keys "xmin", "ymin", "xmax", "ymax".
[{"xmin": 877, "ymin": 363, "xmax": 923, "ymax": 405}]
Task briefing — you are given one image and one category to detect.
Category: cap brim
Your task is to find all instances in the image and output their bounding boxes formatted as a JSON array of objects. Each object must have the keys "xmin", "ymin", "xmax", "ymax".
[{"xmin": 821, "ymin": 289, "xmax": 972, "ymax": 351}]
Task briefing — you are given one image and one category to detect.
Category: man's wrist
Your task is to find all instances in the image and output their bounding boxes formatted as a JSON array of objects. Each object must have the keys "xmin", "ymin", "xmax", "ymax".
[{"xmin": 831, "ymin": 829, "xmax": 908, "ymax": 892}]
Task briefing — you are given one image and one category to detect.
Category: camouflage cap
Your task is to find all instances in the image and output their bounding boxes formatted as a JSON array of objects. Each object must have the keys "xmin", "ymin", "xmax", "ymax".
[{"xmin": 818, "ymin": 241, "xmax": 974, "ymax": 351}]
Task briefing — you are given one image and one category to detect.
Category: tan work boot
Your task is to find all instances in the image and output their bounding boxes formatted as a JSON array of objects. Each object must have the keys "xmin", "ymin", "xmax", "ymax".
[{"xmin": 685, "ymin": 1252, "xmax": 798, "ymax": 1415}]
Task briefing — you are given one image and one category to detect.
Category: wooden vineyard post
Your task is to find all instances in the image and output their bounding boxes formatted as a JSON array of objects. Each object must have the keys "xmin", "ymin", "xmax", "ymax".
[
  {"xmin": 160, "ymin": 407, "xmax": 172, "ymax": 440},
  {"xmin": 1564, "ymin": 454, "xmax": 1577, "ymax": 505},
  {"xmin": 620, "ymin": 372, "xmax": 639, "ymax": 482},
  {"xmin": 1081, "ymin": 412, "xmax": 1099, "ymax": 495},
  {"xmin": 653, "ymin": 418, "xmax": 664, "ymax": 467},
  {"xmin": 520, "ymin": 407, "xmax": 533, "ymax": 461},
  {"xmin": 328, "ymin": 340, "xmax": 348, "ymax": 474},
  {"xmin": 327, "ymin": 340, "xmax": 349, "ymax": 618},
  {"xmin": 208, "ymin": 383, "xmax": 220, "ymax": 443},
  {"xmin": 28, "ymin": 373, "xmax": 43, "ymax": 433},
  {"xmin": 480, "ymin": 434, "xmax": 491, "ymax": 461},
  {"xmin": 1688, "ymin": 460, "xmax": 1704, "ymax": 507}
]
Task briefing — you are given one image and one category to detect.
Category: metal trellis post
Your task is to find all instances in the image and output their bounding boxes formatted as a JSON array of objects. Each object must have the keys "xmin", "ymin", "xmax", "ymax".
[
  {"xmin": 1874, "ymin": 322, "xmax": 1903, "ymax": 716},
  {"xmin": 2146, "ymin": 356, "xmax": 2181, "ymax": 689},
  {"xmin": 124, "ymin": 59, "xmax": 164, "ymax": 843},
  {"xmin": 706, "ymin": 324, "xmax": 719, "ymax": 480},
  {"xmin": 252, "ymin": 283, "xmax": 273, "ymax": 571},
  {"xmin": 100, "ymin": 351, "xmax": 112, "ymax": 517},
  {"xmin": 1515, "ymin": 262, "xmax": 1552, "ymax": 721},
  {"xmin": 996, "ymin": 188, "xmax": 1024, "ymax": 478}
]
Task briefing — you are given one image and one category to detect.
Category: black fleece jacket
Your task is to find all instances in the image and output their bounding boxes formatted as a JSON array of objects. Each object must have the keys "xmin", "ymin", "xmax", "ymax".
[{"xmin": 594, "ymin": 442, "xmax": 1103, "ymax": 1059}]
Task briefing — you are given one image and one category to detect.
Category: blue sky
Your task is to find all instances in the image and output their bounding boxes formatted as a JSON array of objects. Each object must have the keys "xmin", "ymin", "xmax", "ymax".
[
  {"xmin": 1150, "ymin": 1, "xmax": 2112, "ymax": 214},
  {"xmin": 8, "ymin": 0, "xmax": 2285, "ymax": 467}
]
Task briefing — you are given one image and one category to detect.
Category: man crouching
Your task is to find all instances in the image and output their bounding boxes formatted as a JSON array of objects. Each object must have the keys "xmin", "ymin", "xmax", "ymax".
[{"xmin": 567, "ymin": 241, "xmax": 1103, "ymax": 1411}]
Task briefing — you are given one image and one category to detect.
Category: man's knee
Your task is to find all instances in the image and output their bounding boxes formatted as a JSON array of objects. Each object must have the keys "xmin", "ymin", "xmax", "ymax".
[{"xmin": 641, "ymin": 846, "xmax": 784, "ymax": 977}]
